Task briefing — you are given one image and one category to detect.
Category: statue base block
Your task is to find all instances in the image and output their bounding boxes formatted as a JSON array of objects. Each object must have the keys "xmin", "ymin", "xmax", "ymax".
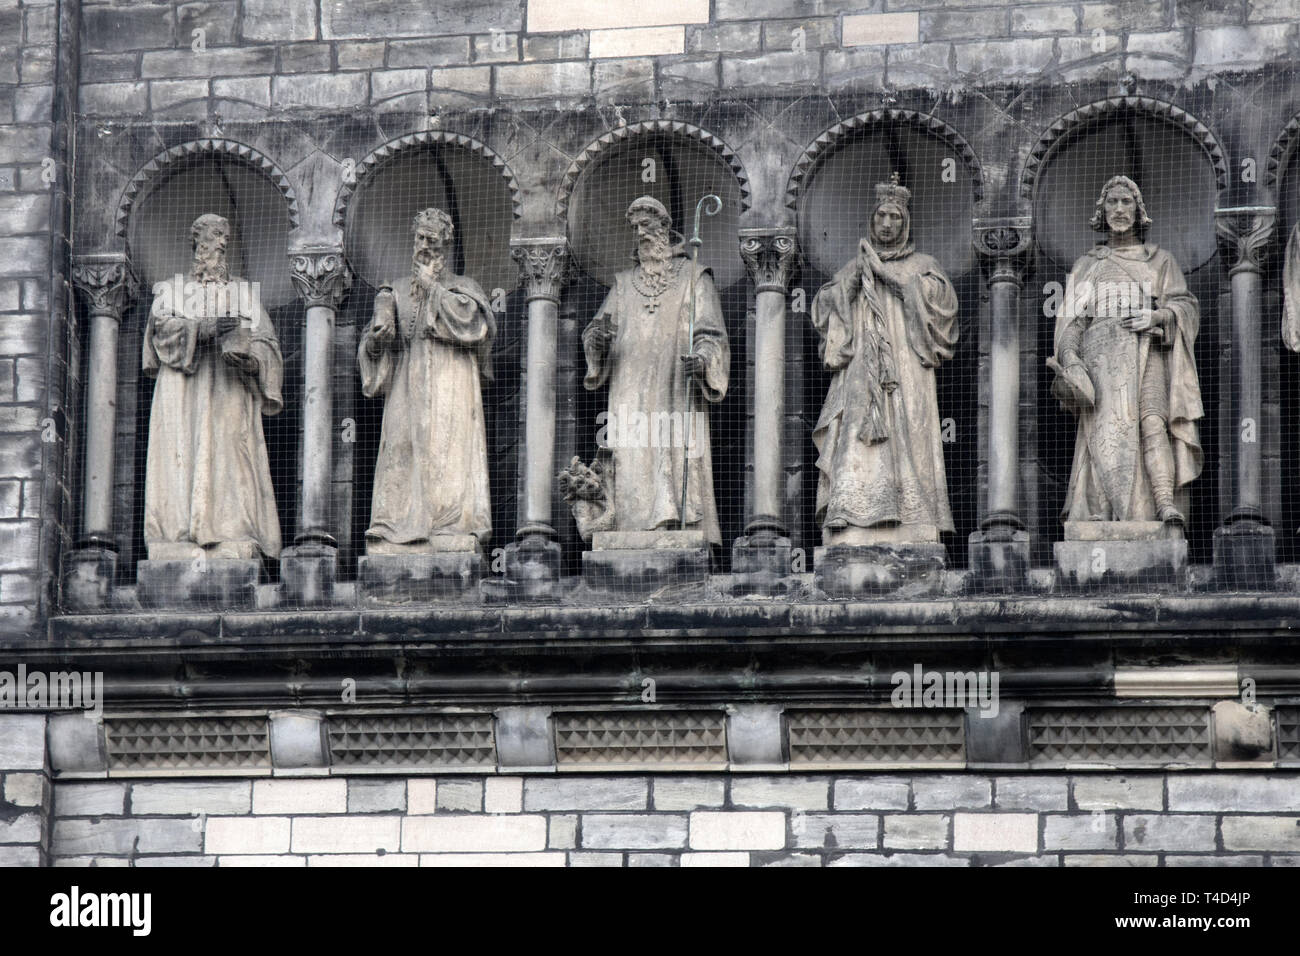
[
  {"xmin": 280, "ymin": 544, "xmax": 337, "ymax": 607},
  {"xmin": 582, "ymin": 531, "xmax": 709, "ymax": 594},
  {"xmin": 1054, "ymin": 524, "xmax": 1187, "ymax": 591},
  {"xmin": 1212, "ymin": 523, "xmax": 1276, "ymax": 591},
  {"xmin": 967, "ymin": 530, "xmax": 1030, "ymax": 592},
  {"xmin": 813, "ymin": 544, "xmax": 947, "ymax": 598},
  {"xmin": 137, "ymin": 559, "xmax": 261, "ymax": 610},
  {"xmin": 728, "ymin": 534, "xmax": 794, "ymax": 597},
  {"xmin": 358, "ymin": 552, "xmax": 483, "ymax": 605},
  {"xmin": 501, "ymin": 536, "xmax": 563, "ymax": 601},
  {"xmin": 62, "ymin": 548, "xmax": 118, "ymax": 612}
]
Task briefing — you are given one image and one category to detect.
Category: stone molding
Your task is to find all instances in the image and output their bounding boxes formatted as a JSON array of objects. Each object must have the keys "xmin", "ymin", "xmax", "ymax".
[{"xmin": 738, "ymin": 228, "xmax": 799, "ymax": 294}]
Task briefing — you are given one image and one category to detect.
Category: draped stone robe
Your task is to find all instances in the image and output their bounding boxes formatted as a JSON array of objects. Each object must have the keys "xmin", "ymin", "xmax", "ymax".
[
  {"xmin": 582, "ymin": 257, "xmax": 729, "ymax": 545},
  {"xmin": 359, "ymin": 275, "xmax": 495, "ymax": 550},
  {"xmin": 1052, "ymin": 244, "xmax": 1203, "ymax": 522},
  {"xmin": 811, "ymin": 241, "xmax": 959, "ymax": 533},
  {"xmin": 142, "ymin": 274, "xmax": 284, "ymax": 560}
]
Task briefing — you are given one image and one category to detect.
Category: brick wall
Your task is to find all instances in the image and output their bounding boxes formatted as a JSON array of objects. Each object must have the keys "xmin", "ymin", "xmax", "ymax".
[
  {"xmin": 0, "ymin": 714, "xmax": 52, "ymax": 866},
  {"xmin": 49, "ymin": 772, "xmax": 1300, "ymax": 866}
]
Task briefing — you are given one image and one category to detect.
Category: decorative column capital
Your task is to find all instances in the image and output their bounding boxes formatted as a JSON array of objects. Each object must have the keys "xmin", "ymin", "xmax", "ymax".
[
  {"xmin": 1215, "ymin": 206, "xmax": 1276, "ymax": 277},
  {"xmin": 739, "ymin": 227, "xmax": 799, "ymax": 294},
  {"xmin": 512, "ymin": 239, "xmax": 568, "ymax": 304},
  {"xmin": 972, "ymin": 218, "xmax": 1032, "ymax": 287},
  {"xmin": 72, "ymin": 254, "xmax": 134, "ymax": 318},
  {"xmin": 289, "ymin": 246, "xmax": 351, "ymax": 310}
]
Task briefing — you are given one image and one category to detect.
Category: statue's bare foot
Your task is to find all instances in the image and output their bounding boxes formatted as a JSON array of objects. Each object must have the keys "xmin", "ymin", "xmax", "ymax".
[
  {"xmin": 1158, "ymin": 504, "xmax": 1185, "ymax": 527},
  {"xmin": 825, "ymin": 518, "xmax": 848, "ymax": 530}
]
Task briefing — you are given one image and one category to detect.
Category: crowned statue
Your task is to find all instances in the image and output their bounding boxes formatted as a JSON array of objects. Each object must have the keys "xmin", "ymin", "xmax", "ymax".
[{"xmin": 810, "ymin": 174, "xmax": 960, "ymax": 545}]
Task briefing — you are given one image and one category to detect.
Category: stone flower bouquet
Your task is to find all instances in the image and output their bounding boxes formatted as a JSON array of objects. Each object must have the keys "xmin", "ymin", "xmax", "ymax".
[{"xmin": 557, "ymin": 453, "xmax": 615, "ymax": 542}]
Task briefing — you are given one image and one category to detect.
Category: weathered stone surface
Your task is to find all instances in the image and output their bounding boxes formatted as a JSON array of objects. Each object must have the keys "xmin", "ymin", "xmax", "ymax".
[
  {"xmin": 494, "ymin": 62, "xmax": 589, "ymax": 100},
  {"xmin": 402, "ymin": 815, "xmax": 547, "ymax": 853},
  {"xmin": 323, "ymin": 0, "xmax": 518, "ymax": 38},
  {"xmin": 1054, "ymin": 539, "xmax": 1187, "ymax": 591},
  {"xmin": 54, "ymin": 818, "xmax": 202, "ymax": 856},
  {"xmin": 205, "ymin": 817, "xmax": 291, "ymax": 855},
  {"xmin": 834, "ymin": 778, "xmax": 911, "ymax": 810},
  {"xmin": 1073, "ymin": 776, "xmax": 1164, "ymax": 811},
  {"xmin": 484, "ymin": 778, "xmax": 523, "ymax": 814},
  {"xmin": 1123, "ymin": 814, "xmax": 1216, "ymax": 852},
  {"xmin": 954, "ymin": 813, "xmax": 1038, "ymax": 852},
  {"xmin": 292, "ymin": 816, "xmax": 401, "ymax": 854},
  {"xmin": 347, "ymin": 779, "xmax": 406, "ymax": 814},
  {"xmin": 731, "ymin": 777, "xmax": 829, "ymax": 810},
  {"xmin": 722, "ymin": 51, "xmax": 821, "ymax": 90},
  {"xmin": 388, "ymin": 37, "xmax": 472, "ymax": 68},
  {"xmin": 994, "ymin": 777, "xmax": 1068, "ymax": 811},
  {"xmin": 791, "ymin": 812, "xmax": 879, "ymax": 849},
  {"xmin": 136, "ymin": 559, "xmax": 260, "ymax": 610},
  {"xmin": 689, "ymin": 811, "xmax": 785, "ymax": 850},
  {"xmin": 581, "ymin": 814, "xmax": 688, "ymax": 849},
  {"xmin": 0, "ymin": 714, "xmax": 45, "ymax": 769},
  {"xmin": 830, "ymin": 852, "xmax": 968, "ymax": 867},
  {"xmin": 1167, "ymin": 775, "xmax": 1298, "ymax": 812},
  {"xmin": 3, "ymin": 773, "xmax": 45, "ymax": 807},
  {"xmin": 242, "ymin": 0, "xmax": 317, "ymax": 41},
  {"xmin": 272, "ymin": 73, "xmax": 368, "ymax": 110},
  {"xmin": 687, "ymin": 22, "xmax": 760, "ymax": 54},
  {"xmin": 548, "ymin": 815, "xmax": 578, "ymax": 849},
  {"xmin": 83, "ymin": 5, "xmax": 175, "ymax": 53},
  {"xmin": 1221, "ymin": 816, "xmax": 1300, "ymax": 851},
  {"xmin": 912, "ymin": 776, "xmax": 990, "ymax": 810},
  {"xmin": 581, "ymin": 546, "xmax": 709, "ymax": 593},
  {"xmin": 130, "ymin": 782, "xmax": 251, "ymax": 816},
  {"xmin": 653, "ymin": 778, "xmax": 725, "ymax": 811},
  {"xmin": 814, "ymin": 544, "xmax": 947, "ymax": 598},
  {"xmin": 253, "ymin": 779, "xmax": 347, "ymax": 815},
  {"xmin": 883, "ymin": 813, "xmax": 950, "ymax": 850},
  {"xmin": 525, "ymin": 778, "xmax": 648, "ymax": 812},
  {"xmin": 54, "ymin": 783, "xmax": 126, "ymax": 817},
  {"xmin": 436, "ymin": 778, "xmax": 483, "ymax": 812},
  {"xmin": 1043, "ymin": 813, "xmax": 1118, "ymax": 850},
  {"xmin": 358, "ymin": 552, "xmax": 484, "ymax": 605}
]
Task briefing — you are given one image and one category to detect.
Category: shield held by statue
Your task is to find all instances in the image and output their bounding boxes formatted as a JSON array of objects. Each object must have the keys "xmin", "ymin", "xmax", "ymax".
[{"xmin": 1080, "ymin": 313, "xmax": 1143, "ymax": 518}]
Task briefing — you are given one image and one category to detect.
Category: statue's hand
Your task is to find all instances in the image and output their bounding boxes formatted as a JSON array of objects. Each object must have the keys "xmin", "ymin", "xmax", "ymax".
[
  {"xmin": 215, "ymin": 315, "xmax": 240, "ymax": 338},
  {"xmin": 1121, "ymin": 309, "xmax": 1154, "ymax": 333},
  {"xmin": 681, "ymin": 352, "xmax": 705, "ymax": 380},
  {"xmin": 587, "ymin": 324, "xmax": 613, "ymax": 352},
  {"xmin": 859, "ymin": 238, "xmax": 884, "ymax": 274}
]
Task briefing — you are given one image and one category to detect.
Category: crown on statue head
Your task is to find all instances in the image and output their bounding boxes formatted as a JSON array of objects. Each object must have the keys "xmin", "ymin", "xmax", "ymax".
[{"xmin": 874, "ymin": 172, "xmax": 911, "ymax": 208}]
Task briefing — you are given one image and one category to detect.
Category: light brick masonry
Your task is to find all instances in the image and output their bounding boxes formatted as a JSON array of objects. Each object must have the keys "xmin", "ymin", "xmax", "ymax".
[{"xmin": 51, "ymin": 772, "xmax": 1300, "ymax": 867}]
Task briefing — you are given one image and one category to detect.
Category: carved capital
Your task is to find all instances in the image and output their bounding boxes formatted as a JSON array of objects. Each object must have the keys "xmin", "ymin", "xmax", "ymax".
[
  {"xmin": 511, "ymin": 239, "xmax": 568, "ymax": 304},
  {"xmin": 1215, "ymin": 206, "xmax": 1276, "ymax": 277},
  {"xmin": 739, "ymin": 228, "xmax": 799, "ymax": 294},
  {"xmin": 72, "ymin": 254, "xmax": 134, "ymax": 318},
  {"xmin": 289, "ymin": 247, "xmax": 351, "ymax": 310},
  {"xmin": 972, "ymin": 218, "xmax": 1032, "ymax": 287}
]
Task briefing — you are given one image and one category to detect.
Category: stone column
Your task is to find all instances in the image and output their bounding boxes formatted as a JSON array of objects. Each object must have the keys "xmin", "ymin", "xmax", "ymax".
[
  {"xmin": 63, "ymin": 255, "xmax": 133, "ymax": 610},
  {"xmin": 969, "ymin": 218, "xmax": 1032, "ymax": 590},
  {"xmin": 1213, "ymin": 206, "xmax": 1276, "ymax": 589},
  {"xmin": 282, "ymin": 245, "xmax": 350, "ymax": 606},
  {"xmin": 505, "ymin": 239, "xmax": 568, "ymax": 597},
  {"xmin": 732, "ymin": 228, "xmax": 798, "ymax": 594}
]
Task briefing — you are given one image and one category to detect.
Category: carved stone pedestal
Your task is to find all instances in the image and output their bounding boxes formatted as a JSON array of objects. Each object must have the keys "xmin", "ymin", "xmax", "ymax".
[
  {"xmin": 1212, "ymin": 520, "xmax": 1276, "ymax": 591},
  {"xmin": 967, "ymin": 529, "xmax": 1030, "ymax": 592},
  {"xmin": 280, "ymin": 543, "xmax": 338, "ymax": 607},
  {"xmin": 357, "ymin": 549, "xmax": 484, "ymax": 606},
  {"xmin": 814, "ymin": 544, "xmax": 947, "ymax": 598},
  {"xmin": 500, "ymin": 534, "xmax": 564, "ymax": 601},
  {"xmin": 729, "ymin": 532, "xmax": 794, "ymax": 597},
  {"xmin": 62, "ymin": 548, "xmax": 118, "ymax": 612},
  {"xmin": 581, "ymin": 530, "xmax": 709, "ymax": 594},
  {"xmin": 137, "ymin": 559, "xmax": 261, "ymax": 610},
  {"xmin": 1054, "ymin": 522, "xmax": 1187, "ymax": 591}
]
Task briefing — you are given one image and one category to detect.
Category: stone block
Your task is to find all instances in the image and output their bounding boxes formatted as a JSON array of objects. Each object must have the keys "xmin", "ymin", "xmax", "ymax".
[
  {"xmin": 46, "ymin": 714, "xmax": 106, "ymax": 775},
  {"xmin": 358, "ymin": 551, "xmax": 483, "ymax": 605},
  {"xmin": 0, "ymin": 812, "xmax": 41, "ymax": 844},
  {"xmin": 592, "ymin": 57, "xmax": 655, "ymax": 103},
  {"xmin": 291, "ymin": 816, "xmax": 401, "ymax": 854},
  {"xmin": 407, "ymin": 780, "xmax": 437, "ymax": 815},
  {"xmin": 205, "ymin": 816, "xmax": 291, "ymax": 855},
  {"xmin": 581, "ymin": 543, "xmax": 708, "ymax": 594},
  {"xmin": 728, "ymin": 535, "xmax": 794, "ymax": 596},
  {"xmin": 628, "ymin": 853, "xmax": 676, "ymax": 866},
  {"xmin": 912, "ymin": 776, "xmax": 991, "ymax": 810},
  {"xmin": 994, "ymin": 777, "xmax": 1068, "ymax": 811},
  {"xmin": 967, "ymin": 531, "xmax": 1030, "ymax": 592},
  {"xmin": 402, "ymin": 815, "xmax": 547, "ymax": 852},
  {"xmin": 496, "ymin": 706, "xmax": 555, "ymax": 769},
  {"xmin": 421, "ymin": 852, "xmax": 565, "ymax": 866},
  {"xmin": 216, "ymin": 854, "xmax": 304, "ymax": 867},
  {"xmin": 1167, "ymin": 775, "xmax": 1298, "ymax": 812},
  {"xmin": 731, "ymin": 777, "xmax": 828, "ymax": 810},
  {"xmin": 1193, "ymin": 24, "xmax": 1293, "ymax": 68},
  {"xmin": 1053, "ymin": 537, "xmax": 1187, "ymax": 591},
  {"xmin": 1212, "ymin": 524, "xmax": 1276, "ymax": 591},
  {"xmin": 1124, "ymin": 814, "xmax": 1217, "ymax": 852},
  {"xmin": 59, "ymin": 548, "xmax": 116, "ymax": 612},
  {"xmin": 689, "ymin": 811, "xmax": 785, "ymax": 850},
  {"xmin": 278, "ymin": 545, "xmax": 337, "ymax": 607},
  {"xmin": 253, "ymin": 779, "xmax": 347, "ymax": 815},
  {"xmin": 965, "ymin": 702, "xmax": 1026, "ymax": 764},
  {"xmin": 529, "ymin": 0, "xmax": 708, "ymax": 32},
  {"xmin": 494, "ymin": 62, "xmax": 590, "ymax": 100},
  {"xmin": 680, "ymin": 851, "xmax": 750, "ymax": 866},
  {"xmin": 590, "ymin": 27, "xmax": 684, "ymax": 59},
  {"xmin": 323, "ymin": 0, "xmax": 517, "ymax": 38},
  {"xmin": 134, "ymin": 855, "xmax": 214, "ymax": 867},
  {"xmin": 1061, "ymin": 853, "xmax": 1157, "ymax": 867},
  {"xmin": 307, "ymin": 854, "xmax": 420, "ymax": 866},
  {"xmin": 484, "ymin": 777, "xmax": 523, "ymax": 814},
  {"xmin": 548, "ymin": 815, "xmax": 578, "ymax": 849},
  {"xmin": 83, "ymin": 5, "xmax": 174, "ymax": 53},
  {"xmin": 79, "ymin": 82, "xmax": 148, "ymax": 115},
  {"xmin": 525, "ymin": 778, "xmax": 647, "ymax": 811},
  {"xmin": 1072, "ymin": 775, "xmax": 1163, "ymax": 810},
  {"xmin": 833, "ymin": 778, "xmax": 911, "ymax": 810},
  {"xmin": 1043, "ymin": 813, "xmax": 1117, "ymax": 850},
  {"xmin": 953, "ymin": 813, "xmax": 1038, "ymax": 852},
  {"xmin": 845, "ymin": 12, "xmax": 920, "ymax": 45},
  {"xmin": 790, "ymin": 812, "xmax": 879, "ymax": 849},
  {"xmin": 829, "ymin": 852, "xmax": 968, "ymax": 867},
  {"xmin": 0, "ymin": 846, "xmax": 41, "ymax": 866},
  {"xmin": 726, "ymin": 705, "xmax": 784, "ymax": 768},
  {"xmin": 0, "ymin": 713, "xmax": 45, "ymax": 769},
  {"xmin": 54, "ymin": 783, "xmax": 125, "ymax": 817},
  {"xmin": 130, "ymin": 782, "xmax": 251, "ymax": 816},
  {"xmin": 1221, "ymin": 816, "xmax": 1300, "ymax": 852},
  {"xmin": 523, "ymin": 32, "xmax": 588, "ymax": 61},
  {"xmin": 721, "ymin": 51, "xmax": 821, "ymax": 90},
  {"xmin": 653, "ymin": 778, "xmax": 725, "ymax": 810},
  {"xmin": 436, "ymin": 778, "xmax": 483, "ymax": 812},
  {"xmin": 4, "ymin": 773, "xmax": 45, "ymax": 807},
  {"xmin": 268, "ymin": 711, "xmax": 328, "ymax": 769},
  {"xmin": 580, "ymin": 814, "xmax": 688, "ymax": 849},
  {"xmin": 242, "ymin": 0, "xmax": 317, "ymax": 41},
  {"xmin": 388, "ymin": 37, "xmax": 472, "ymax": 68},
  {"xmin": 1212, "ymin": 701, "xmax": 1273, "ymax": 760},
  {"xmin": 1011, "ymin": 6, "xmax": 1078, "ymax": 34},
  {"xmin": 136, "ymin": 559, "xmax": 260, "ymax": 610},
  {"xmin": 502, "ymin": 536, "xmax": 562, "ymax": 600},
  {"xmin": 347, "ymin": 779, "xmax": 406, "ymax": 813},
  {"xmin": 371, "ymin": 68, "xmax": 429, "ymax": 102},
  {"xmin": 814, "ymin": 543, "xmax": 946, "ymax": 598},
  {"xmin": 687, "ymin": 22, "xmax": 760, "ymax": 54},
  {"xmin": 883, "ymin": 814, "xmax": 950, "ymax": 850},
  {"xmin": 567, "ymin": 852, "xmax": 625, "ymax": 866},
  {"xmin": 271, "ymin": 73, "xmax": 367, "ymax": 110}
]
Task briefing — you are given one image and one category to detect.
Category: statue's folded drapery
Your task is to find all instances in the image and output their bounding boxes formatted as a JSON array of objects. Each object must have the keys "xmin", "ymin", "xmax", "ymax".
[
  {"xmin": 360, "ymin": 275, "xmax": 495, "ymax": 548},
  {"xmin": 811, "ymin": 239, "xmax": 959, "ymax": 532},
  {"xmin": 142, "ymin": 277, "xmax": 284, "ymax": 559}
]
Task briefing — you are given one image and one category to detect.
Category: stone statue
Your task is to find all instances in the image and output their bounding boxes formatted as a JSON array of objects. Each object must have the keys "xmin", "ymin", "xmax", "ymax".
[
  {"xmin": 810, "ymin": 174, "xmax": 959, "ymax": 543},
  {"xmin": 1282, "ymin": 222, "xmax": 1300, "ymax": 353},
  {"xmin": 142, "ymin": 213, "xmax": 283, "ymax": 561},
  {"xmin": 359, "ymin": 207, "xmax": 495, "ymax": 553},
  {"xmin": 1049, "ymin": 175, "xmax": 1203, "ymax": 527},
  {"xmin": 576, "ymin": 196, "xmax": 729, "ymax": 545}
]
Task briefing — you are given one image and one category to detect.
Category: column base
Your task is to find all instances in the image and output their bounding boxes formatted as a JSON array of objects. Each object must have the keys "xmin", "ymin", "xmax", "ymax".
[
  {"xmin": 1054, "ymin": 524, "xmax": 1187, "ymax": 591},
  {"xmin": 813, "ymin": 543, "xmax": 947, "ymax": 599},
  {"xmin": 280, "ymin": 543, "xmax": 338, "ymax": 607},
  {"xmin": 357, "ymin": 552, "xmax": 483, "ymax": 606},
  {"xmin": 499, "ymin": 534, "xmax": 564, "ymax": 601},
  {"xmin": 582, "ymin": 530, "xmax": 709, "ymax": 595},
  {"xmin": 137, "ymin": 559, "xmax": 261, "ymax": 610},
  {"xmin": 967, "ymin": 530, "xmax": 1030, "ymax": 592},
  {"xmin": 728, "ymin": 533, "xmax": 794, "ymax": 597},
  {"xmin": 61, "ymin": 547, "xmax": 118, "ymax": 612},
  {"xmin": 1212, "ymin": 520, "xmax": 1276, "ymax": 591}
]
